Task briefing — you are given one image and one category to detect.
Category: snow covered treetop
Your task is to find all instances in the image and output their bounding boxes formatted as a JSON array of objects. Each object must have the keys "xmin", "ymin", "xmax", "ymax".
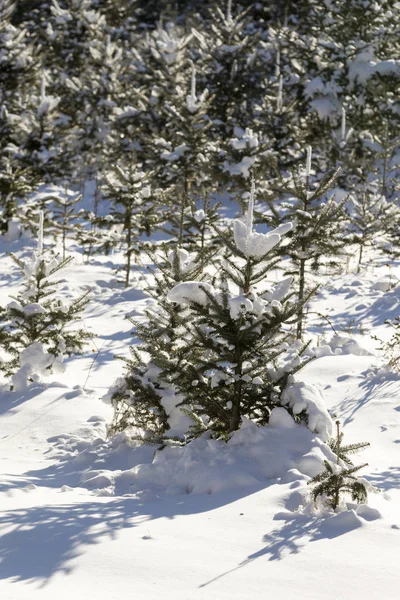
[{"xmin": 234, "ymin": 178, "xmax": 293, "ymax": 258}]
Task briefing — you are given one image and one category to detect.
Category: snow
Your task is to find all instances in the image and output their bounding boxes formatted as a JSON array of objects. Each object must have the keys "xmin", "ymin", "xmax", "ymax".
[
  {"xmin": 224, "ymin": 155, "xmax": 256, "ymax": 178},
  {"xmin": 8, "ymin": 301, "xmax": 47, "ymax": 316},
  {"xmin": 326, "ymin": 334, "xmax": 373, "ymax": 357},
  {"xmin": 372, "ymin": 276, "xmax": 394, "ymax": 292},
  {"xmin": 233, "ymin": 219, "xmax": 282, "ymax": 258},
  {"xmin": 167, "ymin": 247, "xmax": 196, "ymax": 273},
  {"xmin": 11, "ymin": 342, "xmax": 65, "ymax": 391},
  {"xmin": 160, "ymin": 143, "xmax": 188, "ymax": 161},
  {"xmin": 266, "ymin": 275, "xmax": 293, "ymax": 302},
  {"xmin": 0, "ymin": 237, "xmax": 399, "ymax": 600},
  {"xmin": 2, "ymin": 2, "xmax": 400, "ymax": 596},
  {"xmin": 167, "ymin": 281, "xmax": 215, "ymax": 305},
  {"xmin": 228, "ymin": 295, "xmax": 253, "ymax": 319},
  {"xmin": 230, "ymin": 127, "xmax": 259, "ymax": 150},
  {"xmin": 40, "ymin": 414, "xmax": 338, "ymax": 498},
  {"xmin": 281, "ymin": 382, "xmax": 333, "ymax": 441}
]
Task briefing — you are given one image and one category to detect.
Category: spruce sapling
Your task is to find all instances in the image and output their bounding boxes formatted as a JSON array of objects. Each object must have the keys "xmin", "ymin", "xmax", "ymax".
[
  {"xmin": 104, "ymin": 243, "xmax": 211, "ymax": 441},
  {"xmin": 98, "ymin": 162, "xmax": 160, "ymax": 287},
  {"xmin": 165, "ymin": 179, "xmax": 315, "ymax": 436},
  {"xmin": 308, "ymin": 421, "xmax": 372, "ymax": 510},
  {"xmin": 0, "ymin": 212, "xmax": 92, "ymax": 387},
  {"xmin": 266, "ymin": 152, "xmax": 348, "ymax": 339}
]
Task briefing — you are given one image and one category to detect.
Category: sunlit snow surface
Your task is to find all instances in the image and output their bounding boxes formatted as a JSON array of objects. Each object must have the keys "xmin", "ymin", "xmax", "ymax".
[{"xmin": 0, "ymin": 224, "xmax": 399, "ymax": 600}]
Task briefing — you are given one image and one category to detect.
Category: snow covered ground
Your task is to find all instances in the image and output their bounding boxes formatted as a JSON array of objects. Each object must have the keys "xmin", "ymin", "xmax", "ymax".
[{"xmin": 0, "ymin": 231, "xmax": 399, "ymax": 599}]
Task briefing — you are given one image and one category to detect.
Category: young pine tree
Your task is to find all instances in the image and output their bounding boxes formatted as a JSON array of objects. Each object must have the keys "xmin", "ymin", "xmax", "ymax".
[
  {"xmin": 165, "ymin": 180, "xmax": 315, "ymax": 436},
  {"xmin": 104, "ymin": 243, "xmax": 211, "ymax": 441},
  {"xmin": 348, "ymin": 184, "xmax": 399, "ymax": 272},
  {"xmin": 158, "ymin": 64, "xmax": 217, "ymax": 196},
  {"xmin": 105, "ymin": 179, "xmax": 317, "ymax": 441},
  {"xmin": 96, "ymin": 162, "xmax": 161, "ymax": 287},
  {"xmin": 162, "ymin": 191, "xmax": 222, "ymax": 255},
  {"xmin": 266, "ymin": 149, "xmax": 349, "ymax": 339},
  {"xmin": 0, "ymin": 214, "xmax": 92, "ymax": 388},
  {"xmin": 308, "ymin": 420, "xmax": 373, "ymax": 510}
]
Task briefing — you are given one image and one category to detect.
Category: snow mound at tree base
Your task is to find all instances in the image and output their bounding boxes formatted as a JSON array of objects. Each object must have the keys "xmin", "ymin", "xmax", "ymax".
[{"xmin": 51, "ymin": 412, "xmax": 340, "ymax": 500}]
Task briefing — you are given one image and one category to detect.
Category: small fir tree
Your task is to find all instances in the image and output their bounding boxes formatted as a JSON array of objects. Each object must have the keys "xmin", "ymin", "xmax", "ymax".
[
  {"xmin": 375, "ymin": 317, "xmax": 400, "ymax": 372},
  {"xmin": 161, "ymin": 191, "xmax": 222, "ymax": 254},
  {"xmin": 46, "ymin": 189, "xmax": 83, "ymax": 260},
  {"xmin": 105, "ymin": 243, "xmax": 210, "ymax": 441},
  {"xmin": 0, "ymin": 213, "xmax": 92, "ymax": 388},
  {"xmin": 347, "ymin": 185, "xmax": 399, "ymax": 272},
  {"xmin": 165, "ymin": 180, "xmax": 315, "ymax": 435},
  {"xmin": 0, "ymin": 156, "xmax": 39, "ymax": 233},
  {"xmin": 106, "ymin": 179, "xmax": 317, "ymax": 441},
  {"xmin": 200, "ymin": 1, "xmax": 264, "ymax": 133},
  {"xmin": 18, "ymin": 72, "xmax": 63, "ymax": 182},
  {"xmin": 308, "ymin": 420, "xmax": 372, "ymax": 510},
  {"xmin": 19, "ymin": 189, "xmax": 84, "ymax": 259},
  {"xmin": 157, "ymin": 64, "xmax": 217, "ymax": 196},
  {"xmin": 266, "ymin": 149, "xmax": 349, "ymax": 338},
  {"xmin": 96, "ymin": 162, "xmax": 161, "ymax": 287}
]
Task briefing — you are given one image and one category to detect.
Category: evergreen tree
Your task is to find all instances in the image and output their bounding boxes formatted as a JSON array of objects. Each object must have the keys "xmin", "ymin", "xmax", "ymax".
[
  {"xmin": 157, "ymin": 63, "xmax": 217, "ymax": 195},
  {"xmin": 375, "ymin": 316, "xmax": 400, "ymax": 372},
  {"xmin": 165, "ymin": 182, "xmax": 314, "ymax": 435},
  {"xmin": 162, "ymin": 192, "xmax": 222, "ymax": 254},
  {"xmin": 302, "ymin": 0, "xmax": 400, "ymax": 185},
  {"xmin": 0, "ymin": 213, "xmax": 92, "ymax": 388},
  {"xmin": 73, "ymin": 32, "xmax": 125, "ymax": 180},
  {"xmin": 105, "ymin": 243, "xmax": 210, "ymax": 440},
  {"xmin": 96, "ymin": 162, "xmax": 161, "ymax": 287},
  {"xmin": 106, "ymin": 180, "xmax": 316, "ymax": 440},
  {"xmin": 0, "ymin": 1, "xmax": 41, "ymax": 230},
  {"xmin": 265, "ymin": 150, "xmax": 348, "ymax": 338},
  {"xmin": 219, "ymin": 126, "xmax": 268, "ymax": 195},
  {"xmin": 200, "ymin": 1, "xmax": 264, "ymax": 133},
  {"xmin": 40, "ymin": 189, "xmax": 84, "ymax": 260},
  {"xmin": 348, "ymin": 185, "xmax": 399, "ymax": 272},
  {"xmin": 308, "ymin": 421, "xmax": 372, "ymax": 510},
  {"xmin": 17, "ymin": 72, "xmax": 63, "ymax": 182}
]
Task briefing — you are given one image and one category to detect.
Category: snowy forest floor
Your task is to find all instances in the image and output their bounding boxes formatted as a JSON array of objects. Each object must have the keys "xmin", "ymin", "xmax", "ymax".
[{"xmin": 0, "ymin": 217, "xmax": 399, "ymax": 599}]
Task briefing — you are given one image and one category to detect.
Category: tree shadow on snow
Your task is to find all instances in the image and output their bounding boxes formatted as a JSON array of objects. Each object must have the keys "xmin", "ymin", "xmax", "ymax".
[
  {"xmin": 306, "ymin": 284, "xmax": 400, "ymax": 337},
  {"xmin": 0, "ymin": 382, "xmax": 69, "ymax": 419},
  {"xmin": 333, "ymin": 372, "xmax": 400, "ymax": 425},
  {"xmin": 365, "ymin": 466, "xmax": 400, "ymax": 491},
  {"xmin": 0, "ymin": 485, "xmax": 268, "ymax": 585},
  {"xmin": 199, "ymin": 508, "xmax": 367, "ymax": 589}
]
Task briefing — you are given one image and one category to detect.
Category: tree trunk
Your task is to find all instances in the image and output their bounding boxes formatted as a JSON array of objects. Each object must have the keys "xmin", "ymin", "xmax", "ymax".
[
  {"xmin": 296, "ymin": 258, "xmax": 306, "ymax": 339},
  {"xmin": 357, "ymin": 244, "xmax": 363, "ymax": 274},
  {"xmin": 125, "ymin": 210, "xmax": 132, "ymax": 288},
  {"xmin": 229, "ymin": 348, "xmax": 243, "ymax": 432},
  {"xmin": 229, "ymin": 390, "xmax": 241, "ymax": 433}
]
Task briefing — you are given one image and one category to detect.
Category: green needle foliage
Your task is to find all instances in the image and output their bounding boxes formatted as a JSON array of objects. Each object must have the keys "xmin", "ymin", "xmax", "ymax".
[
  {"xmin": 106, "ymin": 179, "xmax": 316, "ymax": 440},
  {"xmin": 308, "ymin": 421, "xmax": 371, "ymax": 510},
  {"xmin": 105, "ymin": 243, "xmax": 210, "ymax": 441},
  {"xmin": 96, "ymin": 161, "xmax": 162, "ymax": 287},
  {"xmin": 266, "ymin": 156, "xmax": 349, "ymax": 339},
  {"xmin": 0, "ymin": 249, "xmax": 92, "ymax": 386}
]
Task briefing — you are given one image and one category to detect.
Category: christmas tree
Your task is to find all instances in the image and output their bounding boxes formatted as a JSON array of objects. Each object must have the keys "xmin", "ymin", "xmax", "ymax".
[
  {"xmin": 308, "ymin": 421, "xmax": 373, "ymax": 510},
  {"xmin": 106, "ymin": 179, "xmax": 317, "ymax": 440},
  {"xmin": 0, "ymin": 212, "xmax": 92, "ymax": 389}
]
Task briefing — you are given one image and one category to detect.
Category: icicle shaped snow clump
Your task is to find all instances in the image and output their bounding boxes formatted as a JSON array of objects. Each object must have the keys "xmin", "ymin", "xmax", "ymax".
[
  {"xmin": 186, "ymin": 64, "xmax": 208, "ymax": 114},
  {"xmin": 234, "ymin": 179, "xmax": 293, "ymax": 258},
  {"xmin": 37, "ymin": 210, "xmax": 44, "ymax": 255},
  {"xmin": 37, "ymin": 73, "xmax": 60, "ymax": 117}
]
